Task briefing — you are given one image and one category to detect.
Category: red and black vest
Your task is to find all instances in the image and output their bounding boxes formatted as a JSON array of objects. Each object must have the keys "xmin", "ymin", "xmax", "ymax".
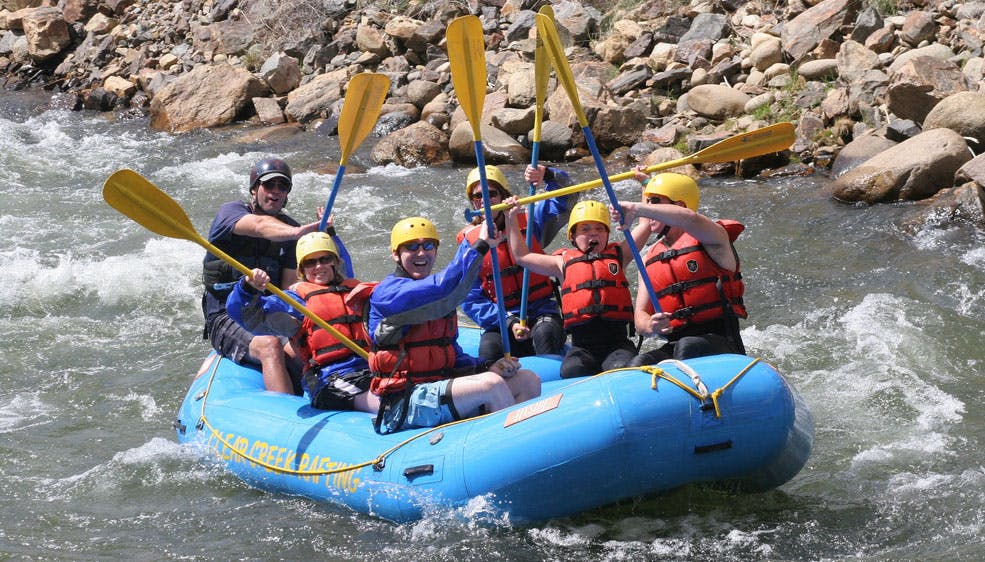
[
  {"xmin": 368, "ymin": 311, "xmax": 458, "ymax": 396},
  {"xmin": 292, "ymin": 279, "xmax": 372, "ymax": 368},
  {"xmin": 556, "ymin": 243, "xmax": 634, "ymax": 329},
  {"xmin": 457, "ymin": 214, "xmax": 555, "ymax": 308},
  {"xmin": 643, "ymin": 219, "xmax": 747, "ymax": 331}
]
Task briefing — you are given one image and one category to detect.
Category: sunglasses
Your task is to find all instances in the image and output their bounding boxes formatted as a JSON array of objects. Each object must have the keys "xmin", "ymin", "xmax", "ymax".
[
  {"xmin": 261, "ymin": 179, "xmax": 292, "ymax": 193},
  {"xmin": 402, "ymin": 240, "xmax": 437, "ymax": 252},
  {"xmin": 645, "ymin": 196, "xmax": 666, "ymax": 205},
  {"xmin": 470, "ymin": 190, "xmax": 502, "ymax": 201},
  {"xmin": 300, "ymin": 255, "xmax": 335, "ymax": 269}
]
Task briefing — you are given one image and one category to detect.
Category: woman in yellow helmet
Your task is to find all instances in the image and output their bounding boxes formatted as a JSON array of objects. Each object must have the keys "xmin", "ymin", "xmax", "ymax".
[
  {"xmin": 505, "ymin": 199, "xmax": 651, "ymax": 378},
  {"xmin": 456, "ymin": 164, "xmax": 575, "ymax": 362},
  {"xmin": 226, "ymin": 226, "xmax": 380, "ymax": 413},
  {"xmin": 367, "ymin": 216, "xmax": 541, "ymax": 434},
  {"xmin": 613, "ymin": 170, "xmax": 748, "ymax": 365}
]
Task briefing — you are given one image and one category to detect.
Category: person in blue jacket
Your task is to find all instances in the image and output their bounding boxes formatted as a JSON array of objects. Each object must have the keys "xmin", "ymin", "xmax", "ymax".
[
  {"xmin": 455, "ymin": 164, "xmax": 575, "ymax": 362},
  {"xmin": 227, "ymin": 229, "xmax": 379, "ymax": 412},
  {"xmin": 368, "ymin": 216, "xmax": 542, "ymax": 434}
]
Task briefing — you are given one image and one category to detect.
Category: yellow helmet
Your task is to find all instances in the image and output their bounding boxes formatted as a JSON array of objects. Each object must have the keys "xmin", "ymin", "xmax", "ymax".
[
  {"xmin": 390, "ymin": 216, "xmax": 439, "ymax": 252},
  {"xmin": 296, "ymin": 231, "xmax": 339, "ymax": 266},
  {"xmin": 465, "ymin": 165, "xmax": 510, "ymax": 199},
  {"xmin": 643, "ymin": 173, "xmax": 699, "ymax": 210},
  {"xmin": 567, "ymin": 200, "xmax": 610, "ymax": 238}
]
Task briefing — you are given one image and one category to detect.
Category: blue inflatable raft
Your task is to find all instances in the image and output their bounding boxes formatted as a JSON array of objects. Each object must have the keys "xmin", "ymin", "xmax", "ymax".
[{"xmin": 174, "ymin": 329, "xmax": 813, "ymax": 523}]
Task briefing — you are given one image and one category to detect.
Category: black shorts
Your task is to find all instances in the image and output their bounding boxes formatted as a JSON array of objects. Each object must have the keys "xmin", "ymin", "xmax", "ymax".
[{"xmin": 206, "ymin": 313, "xmax": 255, "ymax": 365}]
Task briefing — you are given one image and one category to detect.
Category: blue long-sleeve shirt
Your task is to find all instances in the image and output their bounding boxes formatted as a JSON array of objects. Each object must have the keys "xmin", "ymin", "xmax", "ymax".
[
  {"xmin": 368, "ymin": 239, "xmax": 491, "ymax": 372},
  {"xmin": 460, "ymin": 167, "xmax": 574, "ymax": 330}
]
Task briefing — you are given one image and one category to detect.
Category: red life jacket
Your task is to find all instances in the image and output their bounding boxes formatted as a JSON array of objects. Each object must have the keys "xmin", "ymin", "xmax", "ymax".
[
  {"xmin": 368, "ymin": 311, "xmax": 458, "ymax": 396},
  {"xmin": 291, "ymin": 279, "xmax": 372, "ymax": 368},
  {"xmin": 643, "ymin": 219, "xmax": 747, "ymax": 331},
  {"xmin": 556, "ymin": 243, "xmax": 634, "ymax": 329},
  {"xmin": 457, "ymin": 214, "xmax": 555, "ymax": 308}
]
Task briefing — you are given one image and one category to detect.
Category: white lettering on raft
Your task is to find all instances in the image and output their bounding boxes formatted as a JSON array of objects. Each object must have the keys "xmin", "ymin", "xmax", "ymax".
[{"xmin": 504, "ymin": 393, "xmax": 562, "ymax": 427}]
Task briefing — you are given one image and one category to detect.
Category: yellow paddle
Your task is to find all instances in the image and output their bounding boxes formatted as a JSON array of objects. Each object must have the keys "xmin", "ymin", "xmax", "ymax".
[
  {"xmin": 103, "ymin": 169, "xmax": 370, "ymax": 359},
  {"xmin": 319, "ymin": 72, "xmax": 390, "ymax": 231},
  {"xmin": 536, "ymin": 12, "xmax": 660, "ymax": 307},
  {"xmin": 448, "ymin": 14, "xmax": 513, "ymax": 358},
  {"xmin": 465, "ymin": 121, "xmax": 796, "ymax": 220}
]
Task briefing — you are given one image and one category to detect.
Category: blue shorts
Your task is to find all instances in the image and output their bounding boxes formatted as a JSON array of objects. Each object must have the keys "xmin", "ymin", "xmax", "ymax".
[{"xmin": 403, "ymin": 379, "xmax": 454, "ymax": 429}]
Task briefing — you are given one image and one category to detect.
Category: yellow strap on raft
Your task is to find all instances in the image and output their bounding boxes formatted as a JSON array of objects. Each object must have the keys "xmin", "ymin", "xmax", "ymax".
[{"xmin": 638, "ymin": 357, "xmax": 761, "ymax": 418}]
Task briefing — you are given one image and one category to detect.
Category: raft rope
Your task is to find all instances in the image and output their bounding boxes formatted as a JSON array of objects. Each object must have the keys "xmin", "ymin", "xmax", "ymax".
[
  {"xmin": 637, "ymin": 356, "xmax": 760, "ymax": 418},
  {"xmin": 192, "ymin": 354, "xmax": 761, "ymax": 476}
]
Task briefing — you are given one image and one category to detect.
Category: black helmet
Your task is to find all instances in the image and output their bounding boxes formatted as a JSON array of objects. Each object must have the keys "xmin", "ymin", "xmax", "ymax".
[{"xmin": 249, "ymin": 157, "xmax": 292, "ymax": 191}]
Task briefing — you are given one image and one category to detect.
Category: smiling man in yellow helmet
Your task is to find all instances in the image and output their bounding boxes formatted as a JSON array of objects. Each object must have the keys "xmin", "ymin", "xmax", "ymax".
[
  {"xmin": 366, "ymin": 216, "xmax": 541, "ymax": 434},
  {"xmin": 456, "ymin": 164, "xmax": 576, "ymax": 363},
  {"xmin": 613, "ymin": 171, "xmax": 748, "ymax": 365}
]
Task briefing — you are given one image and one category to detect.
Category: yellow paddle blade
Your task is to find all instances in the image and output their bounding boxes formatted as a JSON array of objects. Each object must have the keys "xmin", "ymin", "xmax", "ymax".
[
  {"xmin": 536, "ymin": 13, "xmax": 588, "ymax": 128},
  {"xmin": 103, "ymin": 169, "xmax": 203, "ymax": 243},
  {"xmin": 447, "ymin": 15, "xmax": 487, "ymax": 140},
  {"xmin": 532, "ymin": 6, "xmax": 553, "ymax": 144},
  {"xmin": 338, "ymin": 72, "xmax": 390, "ymax": 165},
  {"xmin": 678, "ymin": 121, "xmax": 795, "ymax": 164}
]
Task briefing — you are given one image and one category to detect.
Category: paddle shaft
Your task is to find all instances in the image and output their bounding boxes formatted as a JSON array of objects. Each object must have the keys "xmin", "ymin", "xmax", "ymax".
[
  {"xmin": 448, "ymin": 15, "xmax": 513, "ymax": 358},
  {"xmin": 535, "ymin": 13, "xmax": 660, "ymax": 310}
]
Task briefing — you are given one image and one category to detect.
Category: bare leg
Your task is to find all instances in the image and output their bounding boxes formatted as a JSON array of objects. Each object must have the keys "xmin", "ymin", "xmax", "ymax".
[
  {"xmin": 505, "ymin": 369, "xmax": 541, "ymax": 403},
  {"xmin": 248, "ymin": 335, "xmax": 293, "ymax": 393},
  {"xmin": 447, "ymin": 372, "xmax": 515, "ymax": 418}
]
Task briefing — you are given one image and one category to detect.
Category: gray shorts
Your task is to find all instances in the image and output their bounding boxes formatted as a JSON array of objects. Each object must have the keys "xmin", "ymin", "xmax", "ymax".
[{"xmin": 403, "ymin": 379, "xmax": 454, "ymax": 428}]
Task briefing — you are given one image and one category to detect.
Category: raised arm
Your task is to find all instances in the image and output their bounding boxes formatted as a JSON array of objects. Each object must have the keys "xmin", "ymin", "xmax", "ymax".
[
  {"xmin": 504, "ymin": 196, "xmax": 564, "ymax": 278},
  {"xmin": 616, "ymin": 201, "xmax": 736, "ymax": 271}
]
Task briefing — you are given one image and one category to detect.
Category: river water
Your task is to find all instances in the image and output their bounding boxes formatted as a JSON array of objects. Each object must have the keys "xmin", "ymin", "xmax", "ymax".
[{"xmin": 2, "ymin": 88, "xmax": 984, "ymax": 560}]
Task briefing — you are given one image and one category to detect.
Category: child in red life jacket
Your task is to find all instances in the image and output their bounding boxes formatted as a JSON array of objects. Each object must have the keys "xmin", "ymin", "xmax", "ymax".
[
  {"xmin": 456, "ymin": 164, "xmax": 573, "ymax": 362},
  {"xmin": 614, "ymin": 171, "xmax": 748, "ymax": 365},
  {"xmin": 227, "ymin": 231, "xmax": 380, "ymax": 413},
  {"xmin": 505, "ymin": 199, "xmax": 651, "ymax": 378}
]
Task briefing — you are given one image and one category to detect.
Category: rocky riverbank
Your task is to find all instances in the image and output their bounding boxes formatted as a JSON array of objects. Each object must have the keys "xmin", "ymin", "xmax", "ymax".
[{"xmin": 2, "ymin": 0, "xmax": 984, "ymax": 222}]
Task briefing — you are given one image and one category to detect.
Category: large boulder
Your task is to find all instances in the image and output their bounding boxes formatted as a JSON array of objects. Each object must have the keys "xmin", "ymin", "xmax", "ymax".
[
  {"xmin": 284, "ymin": 68, "xmax": 348, "ymax": 123},
  {"xmin": 21, "ymin": 6, "xmax": 70, "ymax": 62},
  {"xmin": 371, "ymin": 121, "xmax": 449, "ymax": 168},
  {"xmin": 829, "ymin": 128, "xmax": 971, "ymax": 203},
  {"xmin": 781, "ymin": 0, "xmax": 859, "ymax": 63},
  {"xmin": 149, "ymin": 64, "xmax": 270, "ymax": 132},
  {"xmin": 923, "ymin": 92, "xmax": 985, "ymax": 154},
  {"xmin": 448, "ymin": 121, "xmax": 529, "ymax": 164},
  {"xmin": 886, "ymin": 56, "xmax": 968, "ymax": 123},
  {"xmin": 685, "ymin": 84, "xmax": 750, "ymax": 121}
]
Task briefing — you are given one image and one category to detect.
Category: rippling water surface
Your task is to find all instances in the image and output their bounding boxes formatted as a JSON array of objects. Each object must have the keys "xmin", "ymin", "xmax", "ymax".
[{"xmin": 1, "ymin": 90, "xmax": 983, "ymax": 560}]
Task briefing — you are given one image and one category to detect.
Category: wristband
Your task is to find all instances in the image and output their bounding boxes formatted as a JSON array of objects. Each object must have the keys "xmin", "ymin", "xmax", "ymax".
[
  {"xmin": 324, "ymin": 225, "xmax": 336, "ymax": 236},
  {"xmin": 543, "ymin": 167, "xmax": 555, "ymax": 181}
]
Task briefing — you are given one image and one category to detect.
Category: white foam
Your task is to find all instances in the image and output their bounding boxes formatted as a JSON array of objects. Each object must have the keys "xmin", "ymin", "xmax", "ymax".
[
  {"xmin": 366, "ymin": 162, "xmax": 415, "ymax": 177},
  {"xmin": 0, "ymin": 392, "xmax": 56, "ymax": 434},
  {"xmin": 0, "ymin": 238, "xmax": 200, "ymax": 309}
]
